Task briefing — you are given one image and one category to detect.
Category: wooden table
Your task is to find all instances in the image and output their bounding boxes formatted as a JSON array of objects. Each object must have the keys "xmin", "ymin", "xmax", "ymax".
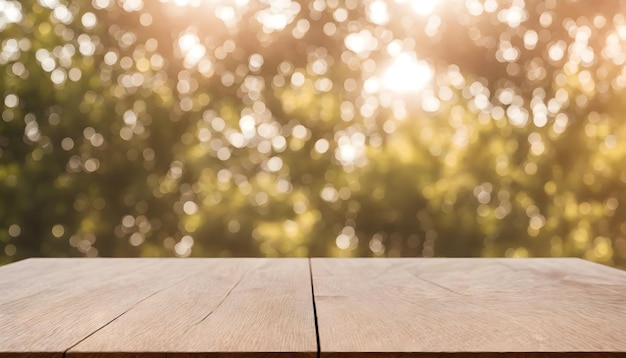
[{"xmin": 1, "ymin": 258, "xmax": 625, "ymax": 357}]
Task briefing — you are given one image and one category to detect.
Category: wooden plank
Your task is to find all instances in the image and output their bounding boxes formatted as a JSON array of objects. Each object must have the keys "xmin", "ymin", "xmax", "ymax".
[
  {"xmin": 0, "ymin": 258, "xmax": 212, "ymax": 357},
  {"xmin": 0, "ymin": 258, "xmax": 149, "ymax": 306},
  {"xmin": 311, "ymin": 258, "xmax": 626, "ymax": 356},
  {"xmin": 67, "ymin": 258, "xmax": 316, "ymax": 357}
]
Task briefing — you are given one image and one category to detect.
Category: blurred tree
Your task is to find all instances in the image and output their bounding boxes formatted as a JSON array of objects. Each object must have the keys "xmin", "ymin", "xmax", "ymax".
[{"xmin": 1, "ymin": 0, "xmax": 626, "ymax": 268}]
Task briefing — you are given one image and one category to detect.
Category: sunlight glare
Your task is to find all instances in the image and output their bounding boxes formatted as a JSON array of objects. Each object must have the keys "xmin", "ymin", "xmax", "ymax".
[
  {"xmin": 259, "ymin": 12, "xmax": 288, "ymax": 31},
  {"xmin": 383, "ymin": 53, "xmax": 433, "ymax": 92},
  {"xmin": 338, "ymin": 143, "xmax": 357, "ymax": 164},
  {"xmin": 161, "ymin": 0, "xmax": 249, "ymax": 8},
  {"xmin": 344, "ymin": 30, "xmax": 377, "ymax": 55},
  {"xmin": 368, "ymin": 0, "xmax": 389, "ymax": 25},
  {"xmin": 177, "ymin": 33, "xmax": 206, "ymax": 67},
  {"xmin": 174, "ymin": 0, "xmax": 201, "ymax": 6},
  {"xmin": 255, "ymin": 0, "xmax": 300, "ymax": 32},
  {"xmin": 408, "ymin": 0, "xmax": 438, "ymax": 16},
  {"xmin": 178, "ymin": 33, "xmax": 198, "ymax": 53},
  {"xmin": 215, "ymin": 6, "xmax": 236, "ymax": 24},
  {"xmin": 185, "ymin": 45, "xmax": 206, "ymax": 66}
]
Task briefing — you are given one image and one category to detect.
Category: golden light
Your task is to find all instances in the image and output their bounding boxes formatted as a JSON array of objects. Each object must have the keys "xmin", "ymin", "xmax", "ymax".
[
  {"xmin": 382, "ymin": 53, "xmax": 434, "ymax": 92},
  {"xmin": 161, "ymin": 0, "xmax": 250, "ymax": 8},
  {"xmin": 368, "ymin": 0, "xmax": 390, "ymax": 25},
  {"xmin": 178, "ymin": 33, "xmax": 198, "ymax": 53},
  {"xmin": 255, "ymin": 0, "xmax": 301, "ymax": 33},
  {"xmin": 408, "ymin": 0, "xmax": 439, "ymax": 16},
  {"xmin": 177, "ymin": 33, "xmax": 206, "ymax": 67},
  {"xmin": 169, "ymin": 0, "xmax": 201, "ymax": 7}
]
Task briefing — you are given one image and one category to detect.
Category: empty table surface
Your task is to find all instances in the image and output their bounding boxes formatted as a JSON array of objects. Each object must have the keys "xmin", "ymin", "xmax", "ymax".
[
  {"xmin": 1, "ymin": 258, "xmax": 625, "ymax": 357},
  {"xmin": 0, "ymin": 258, "xmax": 316, "ymax": 358}
]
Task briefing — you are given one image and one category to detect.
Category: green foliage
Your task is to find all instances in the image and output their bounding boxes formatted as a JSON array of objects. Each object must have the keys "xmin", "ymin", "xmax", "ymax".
[{"xmin": 1, "ymin": 0, "xmax": 626, "ymax": 267}]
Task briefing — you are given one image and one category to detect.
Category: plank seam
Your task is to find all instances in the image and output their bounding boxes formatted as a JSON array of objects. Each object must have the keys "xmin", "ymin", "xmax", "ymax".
[
  {"xmin": 192, "ymin": 270, "xmax": 246, "ymax": 327},
  {"xmin": 406, "ymin": 272, "xmax": 464, "ymax": 296},
  {"xmin": 61, "ymin": 286, "xmax": 167, "ymax": 357},
  {"xmin": 308, "ymin": 258, "xmax": 321, "ymax": 358}
]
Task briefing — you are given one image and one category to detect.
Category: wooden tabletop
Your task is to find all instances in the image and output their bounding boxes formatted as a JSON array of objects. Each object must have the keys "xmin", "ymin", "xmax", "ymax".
[{"xmin": 0, "ymin": 258, "xmax": 625, "ymax": 357}]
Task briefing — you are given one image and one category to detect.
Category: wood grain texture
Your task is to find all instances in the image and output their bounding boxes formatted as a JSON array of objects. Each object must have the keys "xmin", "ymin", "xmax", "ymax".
[
  {"xmin": 2, "ymin": 258, "xmax": 626, "ymax": 357},
  {"xmin": 0, "ymin": 258, "xmax": 132, "ymax": 306},
  {"xmin": 0, "ymin": 258, "xmax": 237, "ymax": 357},
  {"xmin": 67, "ymin": 258, "xmax": 316, "ymax": 357},
  {"xmin": 311, "ymin": 258, "xmax": 626, "ymax": 357},
  {"xmin": 0, "ymin": 258, "xmax": 150, "ymax": 357}
]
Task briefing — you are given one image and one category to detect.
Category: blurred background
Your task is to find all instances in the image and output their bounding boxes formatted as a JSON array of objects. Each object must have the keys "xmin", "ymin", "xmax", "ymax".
[{"xmin": 1, "ymin": 0, "xmax": 626, "ymax": 268}]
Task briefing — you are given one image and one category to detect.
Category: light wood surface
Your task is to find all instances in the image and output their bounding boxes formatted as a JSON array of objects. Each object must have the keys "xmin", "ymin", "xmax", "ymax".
[
  {"xmin": 0, "ymin": 258, "xmax": 205, "ymax": 357},
  {"xmin": 310, "ymin": 258, "xmax": 626, "ymax": 356},
  {"xmin": 0, "ymin": 258, "xmax": 135, "ymax": 306},
  {"xmin": 0, "ymin": 258, "xmax": 316, "ymax": 357},
  {"xmin": 68, "ymin": 258, "xmax": 316, "ymax": 357},
  {"xmin": 2, "ymin": 257, "xmax": 626, "ymax": 357}
]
